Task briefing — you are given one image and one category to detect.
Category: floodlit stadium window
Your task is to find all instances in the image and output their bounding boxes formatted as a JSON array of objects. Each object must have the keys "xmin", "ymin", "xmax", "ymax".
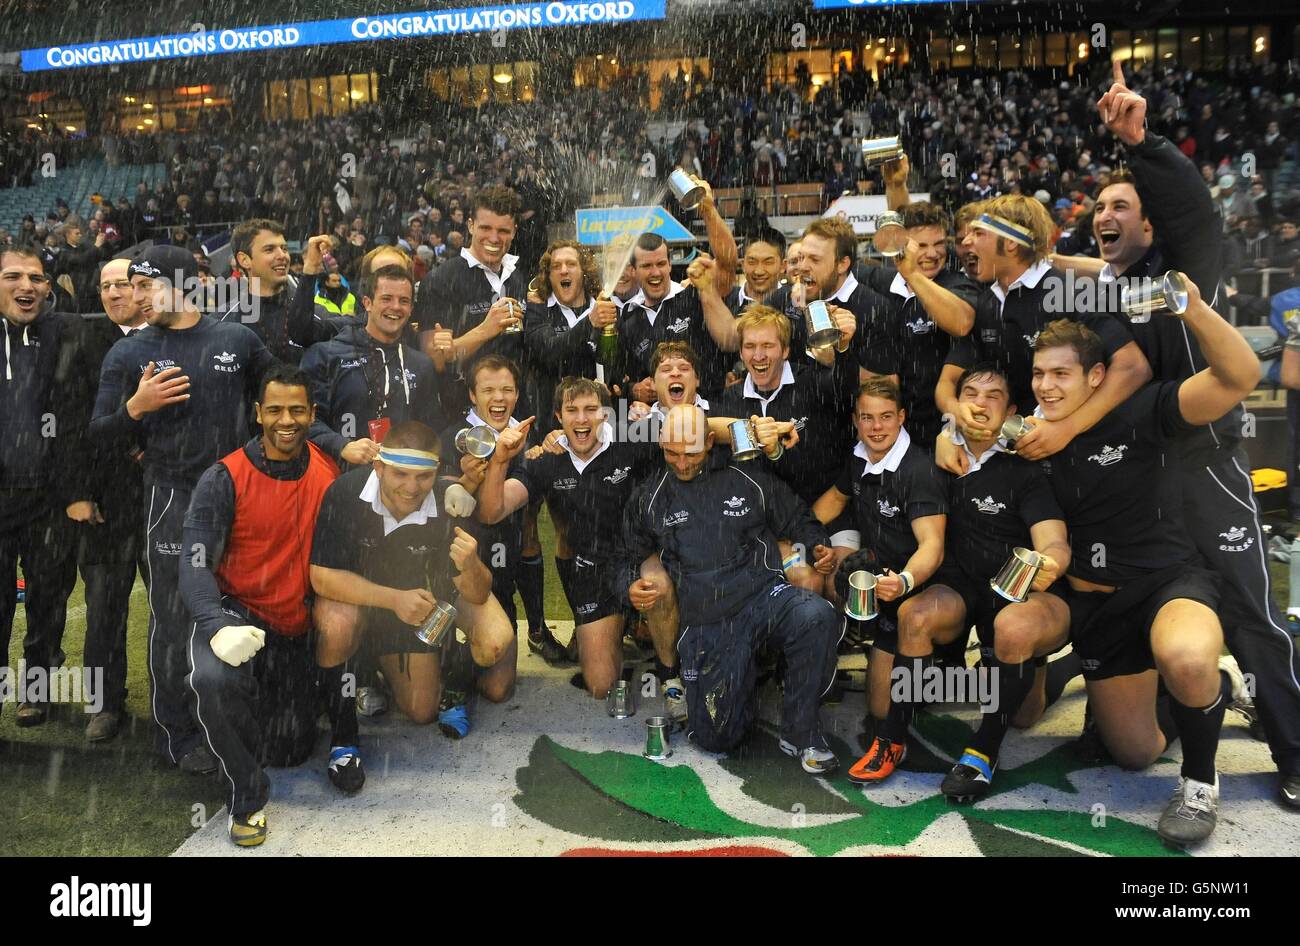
[
  {"xmin": 976, "ymin": 36, "xmax": 997, "ymax": 69},
  {"xmin": 1252, "ymin": 26, "xmax": 1270, "ymax": 64},
  {"xmin": 268, "ymin": 81, "xmax": 288, "ymax": 121},
  {"xmin": 998, "ymin": 34, "xmax": 1021, "ymax": 69},
  {"xmin": 350, "ymin": 73, "xmax": 372, "ymax": 107},
  {"xmin": 951, "ymin": 39, "xmax": 973, "ymax": 68},
  {"xmin": 1158, "ymin": 27, "xmax": 1178, "ymax": 64},
  {"xmin": 1131, "ymin": 31, "xmax": 1155, "ymax": 62},
  {"xmin": 929, "ymin": 37, "xmax": 950, "ymax": 71},
  {"xmin": 1181, "ymin": 28, "xmax": 1203, "ymax": 70},
  {"xmin": 1227, "ymin": 26, "xmax": 1249, "ymax": 60},
  {"xmin": 1045, "ymin": 33, "xmax": 1067, "ymax": 66},
  {"xmin": 330, "ymin": 75, "xmax": 350, "ymax": 113},
  {"xmin": 1204, "ymin": 26, "xmax": 1226, "ymax": 70},
  {"xmin": 310, "ymin": 78, "xmax": 330, "ymax": 117},
  {"xmin": 1112, "ymin": 30, "xmax": 1132, "ymax": 64},
  {"xmin": 289, "ymin": 80, "xmax": 309, "ymax": 121}
]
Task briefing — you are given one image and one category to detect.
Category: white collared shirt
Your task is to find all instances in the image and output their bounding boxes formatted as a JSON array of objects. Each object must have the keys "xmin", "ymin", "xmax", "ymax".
[
  {"xmin": 461, "ymin": 246, "xmax": 519, "ymax": 297},
  {"xmin": 951, "ymin": 428, "xmax": 1009, "ymax": 475},
  {"xmin": 119, "ymin": 322, "xmax": 144, "ymax": 336},
  {"xmin": 359, "ymin": 470, "xmax": 438, "ymax": 537},
  {"xmin": 547, "ymin": 293, "xmax": 594, "ymax": 329},
  {"xmin": 556, "ymin": 423, "xmax": 616, "ymax": 473},
  {"xmin": 465, "ymin": 408, "xmax": 519, "ymax": 430},
  {"xmin": 1098, "ymin": 262, "xmax": 1118, "ymax": 283},
  {"xmin": 649, "ymin": 394, "xmax": 709, "ymax": 422},
  {"xmin": 990, "ymin": 258, "xmax": 1053, "ymax": 314},
  {"xmin": 856, "ymin": 426, "xmax": 912, "ymax": 475},
  {"xmin": 889, "ymin": 270, "xmax": 915, "ymax": 301},
  {"xmin": 827, "ymin": 270, "xmax": 860, "ymax": 305},
  {"xmin": 742, "ymin": 361, "xmax": 796, "ymax": 415},
  {"xmin": 628, "ymin": 280, "xmax": 687, "ymax": 326}
]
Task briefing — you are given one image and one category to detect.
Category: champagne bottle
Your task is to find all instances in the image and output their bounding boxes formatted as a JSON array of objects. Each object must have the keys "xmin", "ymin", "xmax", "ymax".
[{"xmin": 597, "ymin": 292, "xmax": 619, "ymax": 371}]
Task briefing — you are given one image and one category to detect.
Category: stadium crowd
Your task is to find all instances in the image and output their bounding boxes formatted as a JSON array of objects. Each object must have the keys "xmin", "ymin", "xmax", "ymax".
[{"xmin": 1, "ymin": 56, "xmax": 1299, "ymax": 851}]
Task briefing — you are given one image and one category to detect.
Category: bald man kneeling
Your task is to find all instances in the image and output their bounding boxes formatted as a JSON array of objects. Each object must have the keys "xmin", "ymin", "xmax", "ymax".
[{"xmin": 615, "ymin": 405, "xmax": 842, "ymax": 776}]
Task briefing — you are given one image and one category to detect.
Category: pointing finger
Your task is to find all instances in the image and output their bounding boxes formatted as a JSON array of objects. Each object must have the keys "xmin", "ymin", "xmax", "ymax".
[{"xmin": 1112, "ymin": 58, "xmax": 1124, "ymax": 88}]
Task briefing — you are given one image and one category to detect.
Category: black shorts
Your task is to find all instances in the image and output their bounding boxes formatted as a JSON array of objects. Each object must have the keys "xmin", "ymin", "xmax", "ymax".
[
  {"xmin": 937, "ymin": 567, "xmax": 1068, "ymax": 653},
  {"xmin": 358, "ymin": 605, "xmax": 456, "ymax": 659},
  {"xmin": 856, "ymin": 563, "xmax": 969, "ymax": 658},
  {"xmin": 556, "ymin": 556, "xmax": 621, "ymax": 625},
  {"xmin": 1064, "ymin": 567, "xmax": 1221, "ymax": 681}
]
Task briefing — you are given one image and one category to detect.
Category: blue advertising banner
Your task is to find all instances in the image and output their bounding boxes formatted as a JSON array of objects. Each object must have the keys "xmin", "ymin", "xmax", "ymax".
[
  {"xmin": 575, "ymin": 206, "xmax": 694, "ymax": 245},
  {"xmin": 22, "ymin": 0, "xmax": 666, "ymax": 72}
]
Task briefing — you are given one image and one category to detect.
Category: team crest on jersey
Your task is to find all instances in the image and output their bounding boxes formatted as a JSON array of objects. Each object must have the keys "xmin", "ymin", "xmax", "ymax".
[
  {"xmin": 604, "ymin": 466, "xmax": 631, "ymax": 485},
  {"xmin": 406, "ymin": 545, "xmax": 430, "ymax": 555},
  {"xmin": 635, "ymin": 339, "xmax": 651, "ymax": 357},
  {"xmin": 1087, "ymin": 444, "xmax": 1127, "ymax": 467},
  {"xmin": 663, "ymin": 510, "xmax": 689, "ymax": 528},
  {"xmin": 793, "ymin": 416, "xmax": 809, "ymax": 432},
  {"xmin": 877, "ymin": 498, "xmax": 900, "ymax": 518},
  {"xmin": 1022, "ymin": 331, "xmax": 1041, "ymax": 348},
  {"xmin": 1218, "ymin": 526, "xmax": 1254, "ymax": 553},
  {"xmin": 666, "ymin": 317, "xmax": 691, "ymax": 335},
  {"xmin": 906, "ymin": 317, "xmax": 934, "ymax": 335},
  {"xmin": 722, "ymin": 496, "xmax": 750, "ymax": 517},
  {"xmin": 212, "ymin": 351, "xmax": 241, "ymax": 373},
  {"xmin": 973, "ymin": 496, "xmax": 1006, "ymax": 515}
]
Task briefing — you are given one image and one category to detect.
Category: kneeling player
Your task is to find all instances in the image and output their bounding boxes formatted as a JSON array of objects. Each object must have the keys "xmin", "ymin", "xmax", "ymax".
[
  {"xmin": 618, "ymin": 405, "xmax": 840, "ymax": 775},
  {"xmin": 479, "ymin": 379, "xmax": 659, "ymax": 697},
  {"xmin": 930, "ymin": 364, "xmax": 1072, "ymax": 800},
  {"xmin": 812, "ymin": 379, "xmax": 949, "ymax": 777},
  {"xmin": 1032, "ymin": 297, "xmax": 1259, "ymax": 847},
  {"xmin": 309, "ymin": 422, "xmax": 516, "ymax": 777}
]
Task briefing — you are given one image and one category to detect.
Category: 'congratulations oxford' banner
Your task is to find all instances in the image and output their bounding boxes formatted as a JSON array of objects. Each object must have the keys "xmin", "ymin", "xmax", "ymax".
[
  {"xmin": 22, "ymin": 0, "xmax": 666, "ymax": 72},
  {"xmin": 812, "ymin": 0, "xmax": 983, "ymax": 8}
]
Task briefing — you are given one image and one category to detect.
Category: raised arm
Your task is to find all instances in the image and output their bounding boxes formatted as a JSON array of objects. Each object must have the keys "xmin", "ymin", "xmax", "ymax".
[{"xmin": 1175, "ymin": 275, "xmax": 1261, "ymax": 426}]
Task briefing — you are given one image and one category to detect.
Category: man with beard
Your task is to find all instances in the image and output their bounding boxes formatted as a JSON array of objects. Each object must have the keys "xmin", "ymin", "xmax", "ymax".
[
  {"xmin": 64, "ymin": 257, "xmax": 149, "ymax": 740},
  {"xmin": 523, "ymin": 240, "xmax": 620, "ymax": 432},
  {"xmin": 91, "ymin": 244, "xmax": 275, "ymax": 770},
  {"xmin": 934, "ymin": 193, "xmax": 1151, "ymax": 469},
  {"xmin": 0, "ymin": 244, "xmax": 83, "ymax": 727},
  {"xmin": 619, "ymin": 188, "xmax": 739, "ymax": 402},
  {"xmin": 478, "ymin": 378, "xmax": 660, "ymax": 699},
  {"xmin": 1046, "ymin": 61, "xmax": 1300, "ymax": 809},
  {"xmin": 858, "ymin": 202, "xmax": 980, "ymax": 444},
  {"xmin": 763, "ymin": 217, "xmax": 886, "ymax": 373},
  {"xmin": 302, "ymin": 265, "xmax": 442, "ymax": 471},
  {"xmin": 218, "ymin": 219, "xmax": 317, "ymax": 364},
  {"xmin": 617, "ymin": 405, "xmax": 839, "ymax": 774},
  {"xmin": 181, "ymin": 365, "xmax": 340, "ymax": 847}
]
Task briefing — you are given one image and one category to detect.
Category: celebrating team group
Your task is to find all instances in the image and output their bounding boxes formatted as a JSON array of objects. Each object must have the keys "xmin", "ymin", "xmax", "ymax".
[{"xmin": 3, "ymin": 62, "xmax": 1298, "ymax": 850}]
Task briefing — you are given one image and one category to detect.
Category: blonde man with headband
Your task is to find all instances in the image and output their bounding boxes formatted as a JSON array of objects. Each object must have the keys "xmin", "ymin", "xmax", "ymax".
[
  {"xmin": 308, "ymin": 420, "xmax": 515, "ymax": 807},
  {"xmin": 934, "ymin": 193, "xmax": 1152, "ymax": 476}
]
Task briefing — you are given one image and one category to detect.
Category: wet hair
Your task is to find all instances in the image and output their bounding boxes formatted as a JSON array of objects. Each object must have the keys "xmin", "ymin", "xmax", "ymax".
[
  {"xmin": 955, "ymin": 362, "xmax": 1012, "ymax": 398},
  {"xmin": 650, "ymin": 341, "xmax": 700, "ymax": 376},
  {"xmin": 635, "ymin": 232, "xmax": 668, "ymax": 256},
  {"xmin": 855, "ymin": 377, "xmax": 903, "ymax": 410},
  {"xmin": 534, "ymin": 239, "xmax": 600, "ymax": 300},
  {"xmin": 384, "ymin": 420, "xmax": 439, "ymax": 455},
  {"xmin": 802, "ymin": 216, "xmax": 857, "ymax": 269},
  {"xmin": 745, "ymin": 228, "xmax": 787, "ymax": 256},
  {"xmin": 468, "ymin": 353, "xmax": 522, "ymax": 393},
  {"xmin": 362, "ymin": 264, "xmax": 414, "ymax": 301},
  {"xmin": 0, "ymin": 242, "xmax": 46, "ymax": 271},
  {"xmin": 1097, "ymin": 168, "xmax": 1148, "ymax": 220},
  {"xmin": 901, "ymin": 201, "xmax": 952, "ymax": 234},
  {"xmin": 1034, "ymin": 318, "xmax": 1105, "ymax": 372},
  {"xmin": 470, "ymin": 185, "xmax": 521, "ymax": 222},
  {"xmin": 980, "ymin": 194, "xmax": 1056, "ymax": 261},
  {"xmin": 231, "ymin": 218, "xmax": 286, "ymax": 265},
  {"xmin": 735, "ymin": 303, "xmax": 792, "ymax": 349},
  {"xmin": 554, "ymin": 376, "xmax": 611, "ymax": 411},
  {"xmin": 257, "ymin": 363, "xmax": 312, "ymax": 403}
]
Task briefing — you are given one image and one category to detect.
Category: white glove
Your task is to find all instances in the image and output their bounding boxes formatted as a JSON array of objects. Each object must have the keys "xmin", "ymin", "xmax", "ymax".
[
  {"xmin": 210, "ymin": 625, "xmax": 266, "ymax": 667},
  {"xmin": 444, "ymin": 483, "xmax": 477, "ymax": 518}
]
